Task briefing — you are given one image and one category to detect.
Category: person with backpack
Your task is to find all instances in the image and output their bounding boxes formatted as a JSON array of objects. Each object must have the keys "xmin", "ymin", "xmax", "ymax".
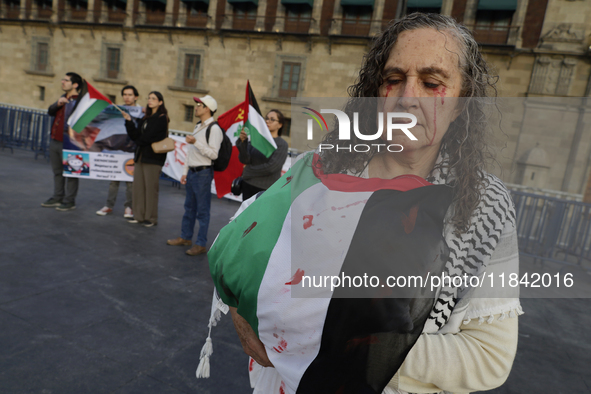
[
  {"xmin": 166, "ymin": 95, "xmax": 223, "ymax": 256},
  {"xmin": 236, "ymin": 109, "xmax": 289, "ymax": 200}
]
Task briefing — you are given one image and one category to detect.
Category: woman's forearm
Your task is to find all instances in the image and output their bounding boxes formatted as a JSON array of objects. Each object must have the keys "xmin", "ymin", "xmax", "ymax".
[{"xmin": 394, "ymin": 314, "xmax": 518, "ymax": 394}]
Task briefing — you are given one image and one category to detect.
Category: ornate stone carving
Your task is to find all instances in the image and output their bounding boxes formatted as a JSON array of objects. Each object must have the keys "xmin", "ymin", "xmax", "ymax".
[{"xmin": 541, "ymin": 23, "xmax": 584, "ymax": 44}]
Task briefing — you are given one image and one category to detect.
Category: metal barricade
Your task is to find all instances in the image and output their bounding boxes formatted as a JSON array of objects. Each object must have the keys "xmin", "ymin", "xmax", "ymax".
[
  {"xmin": 511, "ymin": 190, "xmax": 591, "ymax": 270},
  {"xmin": 0, "ymin": 104, "xmax": 52, "ymax": 159}
]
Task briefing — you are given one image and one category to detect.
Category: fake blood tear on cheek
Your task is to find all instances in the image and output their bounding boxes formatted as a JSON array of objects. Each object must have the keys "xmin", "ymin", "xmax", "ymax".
[
  {"xmin": 385, "ymin": 85, "xmax": 393, "ymax": 97},
  {"xmin": 382, "ymin": 84, "xmax": 394, "ymax": 113},
  {"xmin": 438, "ymin": 86, "xmax": 446, "ymax": 105},
  {"xmin": 429, "ymin": 86, "xmax": 447, "ymax": 146}
]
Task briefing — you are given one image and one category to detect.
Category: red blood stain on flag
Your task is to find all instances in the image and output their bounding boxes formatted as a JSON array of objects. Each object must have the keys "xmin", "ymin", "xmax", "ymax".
[
  {"xmin": 273, "ymin": 338, "xmax": 288, "ymax": 353},
  {"xmin": 285, "ymin": 269, "xmax": 305, "ymax": 285},
  {"xmin": 330, "ymin": 200, "xmax": 367, "ymax": 211},
  {"xmin": 279, "ymin": 381, "xmax": 287, "ymax": 394},
  {"xmin": 401, "ymin": 205, "xmax": 419, "ymax": 234},
  {"xmin": 242, "ymin": 222, "xmax": 257, "ymax": 237},
  {"xmin": 282, "ymin": 176, "xmax": 293, "ymax": 188},
  {"xmin": 303, "ymin": 215, "xmax": 314, "ymax": 229}
]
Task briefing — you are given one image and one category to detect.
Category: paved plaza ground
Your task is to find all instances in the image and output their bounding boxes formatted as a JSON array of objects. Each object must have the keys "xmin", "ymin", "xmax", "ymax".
[{"xmin": 0, "ymin": 148, "xmax": 590, "ymax": 393}]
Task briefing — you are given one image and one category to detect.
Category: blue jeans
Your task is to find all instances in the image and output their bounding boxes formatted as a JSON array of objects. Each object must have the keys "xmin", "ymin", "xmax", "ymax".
[{"xmin": 181, "ymin": 168, "xmax": 213, "ymax": 247}]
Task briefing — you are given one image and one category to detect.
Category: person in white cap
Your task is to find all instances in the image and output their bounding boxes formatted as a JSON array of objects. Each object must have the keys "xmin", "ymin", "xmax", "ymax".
[{"xmin": 167, "ymin": 95, "xmax": 223, "ymax": 256}]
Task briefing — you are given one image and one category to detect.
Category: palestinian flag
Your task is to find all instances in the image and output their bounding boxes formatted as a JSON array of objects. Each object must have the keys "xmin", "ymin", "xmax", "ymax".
[
  {"xmin": 244, "ymin": 81, "xmax": 277, "ymax": 158},
  {"xmin": 213, "ymin": 102, "xmax": 247, "ymax": 198},
  {"xmin": 208, "ymin": 153, "xmax": 453, "ymax": 393},
  {"xmin": 67, "ymin": 82, "xmax": 112, "ymax": 132}
]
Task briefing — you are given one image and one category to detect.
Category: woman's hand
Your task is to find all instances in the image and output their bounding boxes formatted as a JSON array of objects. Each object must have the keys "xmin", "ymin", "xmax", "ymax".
[
  {"xmin": 186, "ymin": 135, "xmax": 196, "ymax": 144},
  {"xmin": 239, "ymin": 128, "xmax": 248, "ymax": 141},
  {"xmin": 230, "ymin": 307, "xmax": 274, "ymax": 368},
  {"xmin": 121, "ymin": 111, "xmax": 132, "ymax": 121}
]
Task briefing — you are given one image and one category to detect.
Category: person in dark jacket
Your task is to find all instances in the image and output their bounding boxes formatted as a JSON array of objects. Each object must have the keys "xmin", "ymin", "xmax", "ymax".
[
  {"xmin": 41, "ymin": 72, "xmax": 83, "ymax": 211},
  {"xmin": 122, "ymin": 91, "xmax": 169, "ymax": 227},
  {"xmin": 235, "ymin": 109, "xmax": 289, "ymax": 200}
]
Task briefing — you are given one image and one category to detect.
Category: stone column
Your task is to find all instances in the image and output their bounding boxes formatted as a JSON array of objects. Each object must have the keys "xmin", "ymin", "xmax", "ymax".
[
  {"xmin": 207, "ymin": 0, "xmax": 217, "ymax": 29},
  {"xmin": 19, "ymin": 0, "xmax": 28, "ymax": 19},
  {"xmin": 125, "ymin": 0, "xmax": 134, "ymax": 26},
  {"xmin": 164, "ymin": 0, "xmax": 175, "ymax": 25},
  {"xmin": 99, "ymin": 0, "xmax": 108, "ymax": 22},
  {"xmin": 369, "ymin": 0, "xmax": 385, "ymax": 36},
  {"xmin": 64, "ymin": 0, "xmax": 71, "ymax": 20},
  {"xmin": 51, "ymin": 0, "xmax": 59, "ymax": 22},
  {"xmin": 272, "ymin": 0, "xmax": 285, "ymax": 32},
  {"xmin": 563, "ymin": 98, "xmax": 591, "ymax": 192},
  {"xmin": 221, "ymin": 0, "xmax": 232, "ymax": 29},
  {"xmin": 509, "ymin": 0, "xmax": 529, "ymax": 48},
  {"xmin": 308, "ymin": 0, "xmax": 322, "ymax": 34},
  {"xmin": 255, "ymin": 0, "xmax": 267, "ymax": 31},
  {"xmin": 137, "ymin": 0, "xmax": 146, "ymax": 24},
  {"xmin": 462, "ymin": 0, "xmax": 477, "ymax": 27},
  {"xmin": 86, "ymin": 0, "xmax": 95, "ymax": 22},
  {"xmin": 31, "ymin": 0, "xmax": 39, "ymax": 19},
  {"xmin": 328, "ymin": 0, "xmax": 342, "ymax": 35},
  {"xmin": 440, "ymin": 0, "xmax": 453, "ymax": 16}
]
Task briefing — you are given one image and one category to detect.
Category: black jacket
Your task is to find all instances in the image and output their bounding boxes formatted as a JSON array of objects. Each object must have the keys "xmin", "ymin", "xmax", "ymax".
[{"xmin": 125, "ymin": 114, "xmax": 168, "ymax": 166}]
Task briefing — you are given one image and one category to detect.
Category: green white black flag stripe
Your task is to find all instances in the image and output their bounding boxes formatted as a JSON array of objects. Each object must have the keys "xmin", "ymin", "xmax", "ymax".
[
  {"xmin": 205, "ymin": 153, "xmax": 454, "ymax": 393},
  {"xmin": 245, "ymin": 81, "xmax": 277, "ymax": 158}
]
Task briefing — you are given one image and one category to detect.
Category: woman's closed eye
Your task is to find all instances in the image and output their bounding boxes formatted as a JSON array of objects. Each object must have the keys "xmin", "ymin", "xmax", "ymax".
[{"xmin": 385, "ymin": 78, "xmax": 402, "ymax": 85}]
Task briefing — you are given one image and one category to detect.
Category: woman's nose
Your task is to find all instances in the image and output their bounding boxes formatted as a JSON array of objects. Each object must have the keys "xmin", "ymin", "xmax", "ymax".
[{"xmin": 398, "ymin": 81, "xmax": 420, "ymax": 110}]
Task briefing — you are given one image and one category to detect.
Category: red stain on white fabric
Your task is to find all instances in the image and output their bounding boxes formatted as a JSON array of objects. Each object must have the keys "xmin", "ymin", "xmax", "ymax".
[
  {"xmin": 303, "ymin": 215, "xmax": 314, "ymax": 229},
  {"xmin": 331, "ymin": 200, "xmax": 367, "ymax": 211},
  {"xmin": 278, "ymin": 287, "xmax": 290, "ymax": 295},
  {"xmin": 174, "ymin": 142, "xmax": 187, "ymax": 165},
  {"xmin": 273, "ymin": 338, "xmax": 288, "ymax": 353},
  {"xmin": 285, "ymin": 269, "xmax": 305, "ymax": 285}
]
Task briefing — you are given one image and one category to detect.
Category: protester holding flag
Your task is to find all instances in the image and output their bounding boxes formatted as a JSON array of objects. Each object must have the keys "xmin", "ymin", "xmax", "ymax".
[
  {"xmin": 122, "ymin": 91, "xmax": 169, "ymax": 227},
  {"xmin": 202, "ymin": 13, "xmax": 520, "ymax": 394},
  {"xmin": 41, "ymin": 72, "xmax": 84, "ymax": 212},
  {"xmin": 96, "ymin": 85, "xmax": 141, "ymax": 219},
  {"xmin": 236, "ymin": 109, "xmax": 289, "ymax": 200}
]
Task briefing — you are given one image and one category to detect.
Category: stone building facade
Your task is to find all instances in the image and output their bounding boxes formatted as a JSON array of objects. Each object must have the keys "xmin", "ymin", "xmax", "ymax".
[{"xmin": 0, "ymin": 0, "xmax": 590, "ymax": 193}]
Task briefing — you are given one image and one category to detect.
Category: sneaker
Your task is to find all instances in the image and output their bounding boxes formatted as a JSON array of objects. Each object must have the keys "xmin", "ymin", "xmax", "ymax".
[
  {"xmin": 186, "ymin": 245, "xmax": 207, "ymax": 256},
  {"xmin": 128, "ymin": 219, "xmax": 140, "ymax": 224},
  {"xmin": 56, "ymin": 202, "xmax": 76, "ymax": 211},
  {"xmin": 96, "ymin": 206, "xmax": 113, "ymax": 216},
  {"xmin": 167, "ymin": 237, "xmax": 192, "ymax": 246},
  {"xmin": 41, "ymin": 198, "xmax": 62, "ymax": 208},
  {"xmin": 124, "ymin": 207, "xmax": 134, "ymax": 219},
  {"xmin": 143, "ymin": 221, "xmax": 156, "ymax": 228}
]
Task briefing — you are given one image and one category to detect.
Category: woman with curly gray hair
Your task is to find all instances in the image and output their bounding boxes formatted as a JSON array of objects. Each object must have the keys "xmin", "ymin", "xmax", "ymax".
[{"xmin": 205, "ymin": 12, "xmax": 521, "ymax": 394}]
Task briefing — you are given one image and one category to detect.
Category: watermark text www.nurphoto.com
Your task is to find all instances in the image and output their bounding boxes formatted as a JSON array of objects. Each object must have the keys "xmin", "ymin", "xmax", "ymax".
[{"xmin": 301, "ymin": 272, "xmax": 574, "ymax": 292}]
